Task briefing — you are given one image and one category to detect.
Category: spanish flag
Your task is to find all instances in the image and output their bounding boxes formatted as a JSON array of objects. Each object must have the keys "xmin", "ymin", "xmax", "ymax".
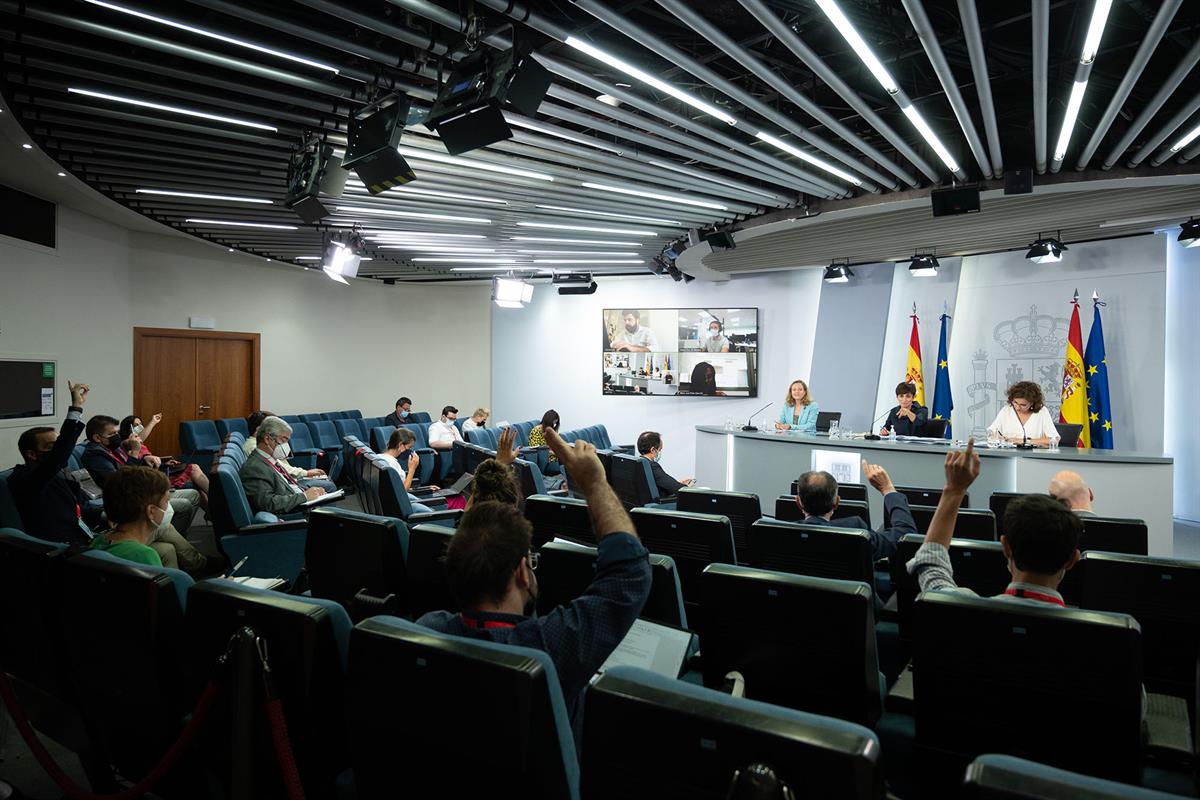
[
  {"xmin": 1059, "ymin": 291, "xmax": 1091, "ymax": 447},
  {"xmin": 905, "ymin": 307, "xmax": 925, "ymax": 405}
]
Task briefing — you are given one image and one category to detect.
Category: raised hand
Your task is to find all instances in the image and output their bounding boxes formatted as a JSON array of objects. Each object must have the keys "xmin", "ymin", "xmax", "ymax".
[
  {"xmin": 495, "ymin": 427, "xmax": 518, "ymax": 466},
  {"xmin": 944, "ymin": 438, "xmax": 980, "ymax": 492},
  {"xmin": 861, "ymin": 459, "xmax": 896, "ymax": 494},
  {"xmin": 69, "ymin": 381, "xmax": 89, "ymax": 407},
  {"xmin": 545, "ymin": 427, "xmax": 604, "ymax": 488},
  {"xmin": 151, "ymin": 412, "xmax": 163, "ymax": 424}
]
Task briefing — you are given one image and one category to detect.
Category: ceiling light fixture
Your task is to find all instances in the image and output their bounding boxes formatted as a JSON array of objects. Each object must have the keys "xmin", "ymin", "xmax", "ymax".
[
  {"xmin": 397, "ymin": 146, "xmax": 554, "ymax": 182},
  {"xmin": 565, "ymin": 36, "xmax": 738, "ymax": 125},
  {"xmin": 516, "ymin": 222, "xmax": 654, "ymax": 236},
  {"xmin": 360, "ymin": 230, "xmax": 487, "ymax": 239},
  {"xmin": 322, "ymin": 230, "xmax": 365, "ymax": 285},
  {"xmin": 532, "ymin": 259, "xmax": 642, "ymax": 264},
  {"xmin": 1169, "ymin": 122, "xmax": 1200, "ymax": 153},
  {"xmin": 900, "ymin": 104, "xmax": 960, "ymax": 173},
  {"xmin": 823, "ymin": 259, "xmax": 854, "ymax": 283},
  {"xmin": 346, "ymin": 183, "xmax": 508, "ymax": 205},
  {"xmin": 753, "ymin": 131, "xmax": 862, "ymax": 185},
  {"xmin": 1053, "ymin": 0, "xmax": 1114, "ymax": 162},
  {"xmin": 492, "ymin": 275, "xmax": 535, "ymax": 308},
  {"xmin": 813, "ymin": 0, "xmax": 899, "ymax": 94},
  {"xmin": 136, "ymin": 189, "xmax": 272, "ymax": 204},
  {"xmin": 516, "ymin": 250, "xmax": 644, "ymax": 256},
  {"xmin": 334, "ymin": 206, "xmax": 491, "ymax": 224},
  {"xmin": 57, "ymin": 171, "xmax": 67, "ymax": 177},
  {"xmin": 1025, "ymin": 232, "xmax": 1068, "ymax": 263},
  {"xmin": 67, "ymin": 88, "xmax": 277, "ymax": 131},
  {"xmin": 505, "ymin": 116, "xmax": 625, "ymax": 154},
  {"xmin": 413, "ymin": 257, "xmax": 518, "ymax": 263},
  {"xmin": 453, "ymin": 266, "xmax": 545, "ymax": 272},
  {"xmin": 1179, "ymin": 218, "xmax": 1200, "ymax": 248},
  {"xmin": 580, "ymin": 181, "xmax": 729, "ymax": 211},
  {"xmin": 1079, "ymin": 0, "xmax": 1115, "ymax": 64},
  {"xmin": 83, "ymin": 0, "xmax": 340, "ymax": 72},
  {"xmin": 184, "ymin": 218, "xmax": 297, "ymax": 229},
  {"xmin": 535, "ymin": 205, "xmax": 680, "ymax": 226},
  {"xmin": 908, "ymin": 253, "xmax": 940, "ymax": 277},
  {"xmin": 510, "ymin": 236, "xmax": 642, "ymax": 246},
  {"xmin": 21, "ymin": 143, "xmax": 32, "ymax": 149}
]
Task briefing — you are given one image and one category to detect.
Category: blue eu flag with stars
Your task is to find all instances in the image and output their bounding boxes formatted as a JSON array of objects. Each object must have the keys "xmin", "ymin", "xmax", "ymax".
[
  {"xmin": 931, "ymin": 313, "xmax": 953, "ymax": 438},
  {"xmin": 1083, "ymin": 298, "xmax": 1113, "ymax": 449}
]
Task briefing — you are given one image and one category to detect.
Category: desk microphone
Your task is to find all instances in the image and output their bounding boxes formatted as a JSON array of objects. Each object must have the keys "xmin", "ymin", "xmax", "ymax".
[
  {"xmin": 742, "ymin": 402, "xmax": 773, "ymax": 431},
  {"xmin": 864, "ymin": 408, "xmax": 891, "ymax": 440},
  {"xmin": 1015, "ymin": 417, "xmax": 1035, "ymax": 450}
]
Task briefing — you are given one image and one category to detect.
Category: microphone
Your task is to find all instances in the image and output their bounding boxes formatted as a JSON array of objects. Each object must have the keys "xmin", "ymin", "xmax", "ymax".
[
  {"xmin": 1015, "ymin": 415, "xmax": 1035, "ymax": 449},
  {"xmin": 742, "ymin": 402, "xmax": 773, "ymax": 431},
  {"xmin": 864, "ymin": 408, "xmax": 891, "ymax": 440}
]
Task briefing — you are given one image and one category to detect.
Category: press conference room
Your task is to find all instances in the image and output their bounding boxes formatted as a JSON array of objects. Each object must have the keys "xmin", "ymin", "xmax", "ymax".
[{"xmin": 1, "ymin": 1, "xmax": 1199, "ymax": 798}]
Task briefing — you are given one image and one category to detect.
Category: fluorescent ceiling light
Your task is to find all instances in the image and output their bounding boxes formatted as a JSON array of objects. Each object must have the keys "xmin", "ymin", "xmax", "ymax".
[
  {"xmin": 397, "ymin": 147, "xmax": 554, "ymax": 182},
  {"xmin": 814, "ymin": 0, "xmax": 899, "ymax": 94},
  {"xmin": 505, "ymin": 116, "xmax": 625, "ymax": 154},
  {"xmin": 346, "ymin": 183, "xmax": 508, "ymax": 205},
  {"xmin": 296, "ymin": 256, "xmax": 321, "ymax": 260},
  {"xmin": 516, "ymin": 222, "xmax": 654, "ymax": 236},
  {"xmin": 21, "ymin": 143, "xmax": 32, "ymax": 149},
  {"xmin": 454, "ymin": 266, "xmax": 546, "ymax": 272},
  {"xmin": 900, "ymin": 104, "xmax": 960, "ymax": 173},
  {"xmin": 184, "ymin": 218, "xmax": 297, "ymax": 229},
  {"xmin": 136, "ymin": 188, "xmax": 272, "ymax": 204},
  {"xmin": 83, "ymin": 0, "xmax": 340, "ymax": 73},
  {"xmin": 565, "ymin": 36, "xmax": 738, "ymax": 125},
  {"xmin": 646, "ymin": 159, "xmax": 779, "ymax": 200},
  {"xmin": 68, "ymin": 88, "xmax": 276, "ymax": 131},
  {"xmin": 377, "ymin": 246, "xmax": 497, "ymax": 253},
  {"xmin": 361, "ymin": 230, "xmax": 486, "ymax": 239},
  {"xmin": 335, "ymin": 206, "xmax": 491, "ymax": 224},
  {"xmin": 413, "ymin": 257, "xmax": 518, "ymax": 263},
  {"xmin": 535, "ymin": 205, "xmax": 680, "ymax": 226},
  {"xmin": 511, "ymin": 237, "xmax": 642, "ymax": 246},
  {"xmin": 580, "ymin": 181, "xmax": 729, "ymax": 211},
  {"xmin": 1053, "ymin": 81, "xmax": 1088, "ymax": 162},
  {"xmin": 753, "ymin": 131, "xmax": 861, "ymax": 185},
  {"xmin": 1170, "ymin": 122, "xmax": 1200, "ymax": 153},
  {"xmin": 533, "ymin": 259, "xmax": 642, "ymax": 264},
  {"xmin": 1080, "ymin": 0, "xmax": 1115, "ymax": 64},
  {"xmin": 57, "ymin": 171, "xmax": 67, "ymax": 176},
  {"xmin": 517, "ymin": 250, "xmax": 643, "ymax": 256}
]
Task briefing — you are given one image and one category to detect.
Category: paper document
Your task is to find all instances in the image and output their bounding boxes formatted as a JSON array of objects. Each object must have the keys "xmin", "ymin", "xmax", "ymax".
[
  {"xmin": 301, "ymin": 488, "xmax": 345, "ymax": 508},
  {"xmin": 598, "ymin": 619, "xmax": 694, "ymax": 679},
  {"xmin": 40, "ymin": 388, "xmax": 53, "ymax": 415},
  {"xmin": 230, "ymin": 576, "xmax": 286, "ymax": 591}
]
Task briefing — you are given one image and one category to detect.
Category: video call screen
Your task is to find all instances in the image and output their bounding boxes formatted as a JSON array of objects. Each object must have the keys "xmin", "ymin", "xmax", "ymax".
[{"xmin": 602, "ymin": 308, "xmax": 759, "ymax": 397}]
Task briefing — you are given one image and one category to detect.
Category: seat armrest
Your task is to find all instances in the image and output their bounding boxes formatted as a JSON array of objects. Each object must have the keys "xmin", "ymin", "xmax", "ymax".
[
  {"xmin": 547, "ymin": 488, "xmax": 570, "ymax": 497},
  {"xmin": 613, "ymin": 444, "xmax": 636, "ymax": 455},
  {"xmin": 1143, "ymin": 692, "xmax": 1194, "ymax": 766},
  {"xmin": 236, "ymin": 520, "xmax": 309, "ymax": 536},
  {"xmin": 409, "ymin": 509, "xmax": 463, "ymax": 526},
  {"xmin": 886, "ymin": 661, "xmax": 915, "ymax": 713}
]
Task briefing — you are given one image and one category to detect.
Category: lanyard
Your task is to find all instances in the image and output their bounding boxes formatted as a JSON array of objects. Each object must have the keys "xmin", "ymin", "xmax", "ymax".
[
  {"xmin": 267, "ymin": 457, "xmax": 299, "ymax": 486},
  {"xmin": 459, "ymin": 613, "xmax": 517, "ymax": 630},
  {"xmin": 1004, "ymin": 587, "xmax": 1065, "ymax": 606}
]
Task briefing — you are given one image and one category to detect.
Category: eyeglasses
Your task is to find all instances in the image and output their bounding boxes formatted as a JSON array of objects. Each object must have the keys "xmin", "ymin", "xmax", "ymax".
[{"xmin": 527, "ymin": 551, "xmax": 539, "ymax": 571}]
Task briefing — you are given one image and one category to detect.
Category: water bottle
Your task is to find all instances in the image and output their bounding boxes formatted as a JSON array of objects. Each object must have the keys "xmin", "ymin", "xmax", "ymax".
[
  {"xmin": 888, "ymin": 426, "xmax": 897, "ymax": 443},
  {"xmin": 828, "ymin": 419, "xmax": 840, "ymax": 439},
  {"xmin": 725, "ymin": 417, "xmax": 734, "ymax": 432}
]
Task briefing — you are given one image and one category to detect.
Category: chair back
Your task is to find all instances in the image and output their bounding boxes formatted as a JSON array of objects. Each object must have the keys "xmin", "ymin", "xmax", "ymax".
[
  {"xmin": 215, "ymin": 417, "xmax": 249, "ymax": 440},
  {"xmin": 677, "ymin": 488, "xmax": 761, "ymax": 563},
  {"xmin": 409, "ymin": 411, "xmax": 432, "ymax": 424},
  {"xmin": 610, "ymin": 453, "xmax": 661, "ymax": 508},
  {"xmin": 1054, "ymin": 423, "xmax": 1084, "ymax": 447},
  {"xmin": 749, "ymin": 519, "xmax": 875, "ymax": 586},
  {"xmin": 525, "ymin": 494, "xmax": 593, "ymax": 547},
  {"xmin": 791, "ymin": 481, "xmax": 868, "ymax": 503},
  {"xmin": 909, "ymin": 505, "xmax": 997, "ymax": 540},
  {"xmin": 1080, "ymin": 516, "xmax": 1148, "ymax": 556},
  {"xmin": 815, "ymin": 411, "xmax": 842, "ymax": 432},
  {"xmin": 896, "ymin": 485, "xmax": 969, "ymax": 510},
  {"xmin": 989, "ymin": 492, "xmax": 1022, "ymax": 536},
  {"xmin": 0, "ymin": 529, "xmax": 70, "ymax": 692},
  {"xmin": 919, "ymin": 419, "xmax": 949, "ymax": 438},
  {"xmin": 370, "ymin": 425, "xmax": 396, "ymax": 453},
  {"xmin": 305, "ymin": 507, "xmax": 409, "ymax": 617},
  {"xmin": 0, "ymin": 469, "xmax": 22, "ymax": 529},
  {"xmin": 832, "ymin": 498, "xmax": 872, "ymax": 528},
  {"xmin": 890, "ymin": 534, "xmax": 1009, "ymax": 640},
  {"xmin": 179, "ymin": 419, "xmax": 221, "ymax": 456},
  {"xmin": 630, "ymin": 508, "xmax": 736, "ymax": 614},
  {"xmin": 406, "ymin": 523, "xmax": 458, "ymax": 618}
]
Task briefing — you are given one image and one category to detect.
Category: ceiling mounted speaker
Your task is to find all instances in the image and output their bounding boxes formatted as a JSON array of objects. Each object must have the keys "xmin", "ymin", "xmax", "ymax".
[
  {"xmin": 930, "ymin": 186, "xmax": 980, "ymax": 217},
  {"xmin": 1004, "ymin": 167, "xmax": 1033, "ymax": 195}
]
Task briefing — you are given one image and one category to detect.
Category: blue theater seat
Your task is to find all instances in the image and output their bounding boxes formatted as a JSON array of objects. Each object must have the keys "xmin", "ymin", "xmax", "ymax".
[
  {"xmin": 209, "ymin": 463, "xmax": 307, "ymax": 582},
  {"xmin": 179, "ymin": 419, "xmax": 221, "ymax": 463},
  {"xmin": 214, "ymin": 417, "xmax": 249, "ymax": 441}
]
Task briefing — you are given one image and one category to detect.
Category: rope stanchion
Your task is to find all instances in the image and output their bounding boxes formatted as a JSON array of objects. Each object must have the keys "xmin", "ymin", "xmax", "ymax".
[{"xmin": 255, "ymin": 635, "xmax": 306, "ymax": 800}]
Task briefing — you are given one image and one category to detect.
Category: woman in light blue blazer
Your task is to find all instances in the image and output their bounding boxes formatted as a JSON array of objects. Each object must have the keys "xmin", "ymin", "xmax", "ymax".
[{"xmin": 775, "ymin": 379, "xmax": 820, "ymax": 432}]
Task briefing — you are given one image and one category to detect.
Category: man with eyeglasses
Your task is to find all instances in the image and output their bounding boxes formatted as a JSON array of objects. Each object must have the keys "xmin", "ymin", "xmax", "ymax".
[{"xmin": 417, "ymin": 426, "xmax": 651, "ymax": 729}]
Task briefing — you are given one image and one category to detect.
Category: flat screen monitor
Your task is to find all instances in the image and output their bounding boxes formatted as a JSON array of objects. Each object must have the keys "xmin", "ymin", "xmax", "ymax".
[
  {"xmin": 602, "ymin": 308, "xmax": 758, "ymax": 397},
  {"xmin": 0, "ymin": 360, "xmax": 56, "ymax": 419}
]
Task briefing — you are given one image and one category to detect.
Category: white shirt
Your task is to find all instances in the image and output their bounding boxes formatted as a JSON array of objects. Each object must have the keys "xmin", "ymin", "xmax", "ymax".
[
  {"xmin": 461, "ymin": 418, "xmax": 483, "ymax": 434},
  {"xmin": 376, "ymin": 452, "xmax": 406, "ymax": 477},
  {"xmin": 987, "ymin": 405, "xmax": 1061, "ymax": 442},
  {"xmin": 428, "ymin": 419, "xmax": 463, "ymax": 445},
  {"xmin": 703, "ymin": 333, "xmax": 731, "ymax": 353},
  {"xmin": 612, "ymin": 325, "xmax": 660, "ymax": 351}
]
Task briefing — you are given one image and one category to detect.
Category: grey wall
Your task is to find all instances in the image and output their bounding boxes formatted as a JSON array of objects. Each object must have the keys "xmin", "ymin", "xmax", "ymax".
[{"xmin": 1165, "ymin": 237, "xmax": 1200, "ymax": 522}]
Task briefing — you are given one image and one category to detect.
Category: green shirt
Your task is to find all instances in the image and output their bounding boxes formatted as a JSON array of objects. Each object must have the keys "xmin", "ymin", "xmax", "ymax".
[{"xmin": 90, "ymin": 533, "xmax": 163, "ymax": 567}]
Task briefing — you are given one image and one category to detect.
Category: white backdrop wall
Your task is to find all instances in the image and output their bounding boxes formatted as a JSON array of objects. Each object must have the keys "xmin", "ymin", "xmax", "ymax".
[
  {"xmin": 0, "ymin": 206, "xmax": 492, "ymax": 460},
  {"xmin": 946, "ymin": 234, "xmax": 1167, "ymax": 452},
  {"xmin": 491, "ymin": 270, "xmax": 825, "ymax": 480},
  {"xmin": 1165, "ymin": 238, "xmax": 1200, "ymax": 522}
]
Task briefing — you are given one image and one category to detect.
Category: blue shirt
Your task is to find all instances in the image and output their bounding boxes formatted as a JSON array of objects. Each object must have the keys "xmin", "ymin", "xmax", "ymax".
[
  {"xmin": 777, "ymin": 402, "xmax": 820, "ymax": 432},
  {"xmin": 416, "ymin": 532, "xmax": 652, "ymax": 728}
]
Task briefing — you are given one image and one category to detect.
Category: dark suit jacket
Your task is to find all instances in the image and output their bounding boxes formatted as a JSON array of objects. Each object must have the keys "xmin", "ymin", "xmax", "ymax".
[
  {"xmin": 646, "ymin": 458, "xmax": 685, "ymax": 498},
  {"xmin": 883, "ymin": 403, "xmax": 928, "ymax": 436},
  {"xmin": 81, "ymin": 441, "xmax": 149, "ymax": 490},
  {"xmin": 383, "ymin": 411, "xmax": 407, "ymax": 427},
  {"xmin": 240, "ymin": 449, "xmax": 307, "ymax": 515},
  {"xmin": 803, "ymin": 492, "xmax": 916, "ymax": 560},
  {"xmin": 7, "ymin": 412, "xmax": 89, "ymax": 544}
]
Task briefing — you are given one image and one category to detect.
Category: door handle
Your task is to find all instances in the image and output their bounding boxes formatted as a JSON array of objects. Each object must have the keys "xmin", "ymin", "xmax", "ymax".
[{"xmin": 198, "ymin": 404, "xmax": 212, "ymax": 415}]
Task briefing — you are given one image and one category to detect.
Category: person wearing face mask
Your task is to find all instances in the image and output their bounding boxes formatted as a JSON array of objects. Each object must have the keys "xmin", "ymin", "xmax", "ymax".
[
  {"xmin": 378, "ymin": 427, "xmax": 439, "ymax": 514},
  {"xmin": 417, "ymin": 427, "xmax": 651, "ymax": 735},
  {"xmin": 7, "ymin": 380, "xmax": 102, "ymax": 544},
  {"xmin": 243, "ymin": 409, "xmax": 333, "ymax": 491},
  {"xmin": 89, "ymin": 466, "xmax": 174, "ymax": 567},
  {"xmin": 241, "ymin": 416, "xmax": 327, "ymax": 515},
  {"xmin": 636, "ymin": 431, "xmax": 695, "ymax": 496},
  {"xmin": 460, "ymin": 407, "xmax": 490, "ymax": 434},
  {"xmin": 703, "ymin": 320, "xmax": 731, "ymax": 353},
  {"xmin": 119, "ymin": 415, "xmax": 210, "ymax": 507},
  {"xmin": 427, "ymin": 405, "xmax": 463, "ymax": 450},
  {"xmin": 384, "ymin": 397, "xmax": 413, "ymax": 427}
]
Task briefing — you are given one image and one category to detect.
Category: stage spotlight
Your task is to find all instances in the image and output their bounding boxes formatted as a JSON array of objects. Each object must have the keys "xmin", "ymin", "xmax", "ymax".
[
  {"xmin": 343, "ymin": 93, "xmax": 417, "ymax": 194},
  {"xmin": 649, "ymin": 255, "xmax": 669, "ymax": 276},
  {"xmin": 1179, "ymin": 218, "xmax": 1200, "ymax": 248},
  {"xmin": 1026, "ymin": 233, "xmax": 1068, "ymax": 263},
  {"xmin": 908, "ymin": 253, "xmax": 939, "ymax": 277},
  {"xmin": 823, "ymin": 259, "xmax": 854, "ymax": 283},
  {"xmin": 682, "ymin": 272, "xmax": 696, "ymax": 283},
  {"xmin": 285, "ymin": 134, "xmax": 348, "ymax": 223},
  {"xmin": 667, "ymin": 265, "xmax": 683, "ymax": 282},
  {"xmin": 492, "ymin": 275, "xmax": 534, "ymax": 308},
  {"xmin": 321, "ymin": 230, "xmax": 365, "ymax": 284}
]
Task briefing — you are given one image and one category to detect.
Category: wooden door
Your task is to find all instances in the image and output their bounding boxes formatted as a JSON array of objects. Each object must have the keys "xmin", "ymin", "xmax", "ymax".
[{"xmin": 133, "ymin": 328, "xmax": 260, "ymax": 457}]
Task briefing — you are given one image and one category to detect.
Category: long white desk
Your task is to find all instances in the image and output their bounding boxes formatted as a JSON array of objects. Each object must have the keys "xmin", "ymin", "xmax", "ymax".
[{"xmin": 694, "ymin": 426, "xmax": 1175, "ymax": 556}]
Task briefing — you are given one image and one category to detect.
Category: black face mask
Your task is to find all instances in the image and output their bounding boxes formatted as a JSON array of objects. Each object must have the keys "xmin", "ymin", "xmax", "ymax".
[{"xmin": 105, "ymin": 433, "xmax": 122, "ymax": 449}]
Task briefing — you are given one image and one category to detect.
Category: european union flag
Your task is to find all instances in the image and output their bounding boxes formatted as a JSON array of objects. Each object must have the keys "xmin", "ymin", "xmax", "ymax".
[
  {"xmin": 1084, "ymin": 297, "xmax": 1113, "ymax": 449},
  {"xmin": 931, "ymin": 313, "xmax": 953, "ymax": 438}
]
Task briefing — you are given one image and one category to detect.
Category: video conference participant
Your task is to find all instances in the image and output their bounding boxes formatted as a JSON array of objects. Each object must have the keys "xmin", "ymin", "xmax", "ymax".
[
  {"xmin": 880, "ymin": 381, "xmax": 928, "ymax": 437},
  {"xmin": 610, "ymin": 309, "xmax": 660, "ymax": 352},
  {"xmin": 636, "ymin": 431, "xmax": 694, "ymax": 495},
  {"xmin": 775, "ymin": 379, "xmax": 819, "ymax": 432},
  {"xmin": 683, "ymin": 361, "xmax": 724, "ymax": 396},
  {"xmin": 703, "ymin": 320, "xmax": 730, "ymax": 353},
  {"xmin": 987, "ymin": 381, "xmax": 1061, "ymax": 446}
]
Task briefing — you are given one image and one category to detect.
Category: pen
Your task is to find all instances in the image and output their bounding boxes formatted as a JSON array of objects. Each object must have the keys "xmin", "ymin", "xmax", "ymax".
[{"xmin": 227, "ymin": 556, "xmax": 248, "ymax": 578}]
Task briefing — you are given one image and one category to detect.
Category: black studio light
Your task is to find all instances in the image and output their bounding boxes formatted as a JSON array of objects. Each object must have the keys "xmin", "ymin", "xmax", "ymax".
[
  {"xmin": 285, "ymin": 134, "xmax": 347, "ymax": 224},
  {"xmin": 908, "ymin": 253, "xmax": 940, "ymax": 277},
  {"xmin": 823, "ymin": 258, "xmax": 854, "ymax": 283},
  {"xmin": 1026, "ymin": 232, "xmax": 1068, "ymax": 263},
  {"xmin": 1179, "ymin": 218, "xmax": 1200, "ymax": 248}
]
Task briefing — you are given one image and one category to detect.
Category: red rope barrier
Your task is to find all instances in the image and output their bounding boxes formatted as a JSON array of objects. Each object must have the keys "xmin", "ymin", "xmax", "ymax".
[{"xmin": 264, "ymin": 698, "xmax": 306, "ymax": 800}]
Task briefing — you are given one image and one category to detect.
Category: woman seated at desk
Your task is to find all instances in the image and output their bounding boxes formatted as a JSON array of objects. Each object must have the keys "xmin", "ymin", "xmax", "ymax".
[
  {"xmin": 775, "ymin": 379, "xmax": 819, "ymax": 432},
  {"xmin": 987, "ymin": 380, "xmax": 1061, "ymax": 446}
]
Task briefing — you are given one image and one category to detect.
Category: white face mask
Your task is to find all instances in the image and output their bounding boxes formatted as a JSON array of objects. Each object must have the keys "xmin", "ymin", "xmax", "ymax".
[
  {"xmin": 271, "ymin": 440, "xmax": 291, "ymax": 460},
  {"xmin": 153, "ymin": 501, "xmax": 174, "ymax": 535},
  {"xmin": 132, "ymin": 423, "xmax": 145, "ymax": 436}
]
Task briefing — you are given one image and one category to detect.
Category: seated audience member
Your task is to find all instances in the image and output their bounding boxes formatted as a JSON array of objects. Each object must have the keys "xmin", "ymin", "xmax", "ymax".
[
  {"xmin": 1048, "ymin": 470, "xmax": 1096, "ymax": 516},
  {"xmin": 241, "ymin": 416, "xmax": 326, "ymax": 515},
  {"xmin": 417, "ymin": 427, "xmax": 651, "ymax": 729},
  {"xmin": 775, "ymin": 379, "xmax": 819, "ymax": 432},
  {"xmin": 881, "ymin": 381, "xmax": 928, "ymax": 437},
  {"xmin": 378, "ymin": 427, "xmax": 437, "ymax": 515},
  {"xmin": 526, "ymin": 409, "xmax": 562, "ymax": 474},
  {"xmin": 243, "ymin": 409, "xmax": 334, "ymax": 492},
  {"xmin": 908, "ymin": 439, "xmax": 1082, "ymax": 606},
  {"xmin": 384, "ymin": 397, "xmax": 413, "ymax": 427},
  {"xmin": 464, "ymin": 429, "xmax": 521, "ymax": 510},
  {"xmin": 7, "ymin": 381, "xmax": 100, "ymax": 544},
  {"xmin": 82, "ymin": 414, "xmax": 200, "ymax": 535},
  {"xmin": 427, "ymin": 406, "xmax": 463, "ymax": 450},
  {"xmin": 794, "ymin": 464, "xmax": 915, "ymax": 560},
  {"xmin": 461, "ymin": 407, "xmax": 490, "ymax": 434},
  {"xmin": 89, "ymin": 466, "xmax": 172, "ymax": 567},
  {"xmin": 636, "ymin": 431, "xmax": 694, "ymax": 496},
  {"xmin": 119, "ymin": 414, "xmax": 210, "ymax": 507},
  {"xmin": 987, "ymin": 380, "xmax": 1061, "ymax": 446}
]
